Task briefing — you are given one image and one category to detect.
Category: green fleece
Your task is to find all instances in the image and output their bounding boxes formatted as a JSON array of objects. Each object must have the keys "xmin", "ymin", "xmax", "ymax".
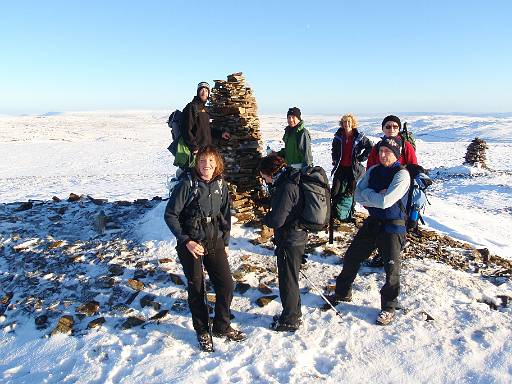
[{"xmin": 277, "ymin": 121, "xmax": 313, "ymax": 166}]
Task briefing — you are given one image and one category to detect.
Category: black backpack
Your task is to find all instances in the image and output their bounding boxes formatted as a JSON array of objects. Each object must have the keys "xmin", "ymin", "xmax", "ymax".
[
  {"xmin": 167, "ymin": 110, "xmax": 183, "ymax": 156},
  {"xmin": 298, "ymin": 166, "xmax": 331, "ymax": 231},
  {"xmin": 167, "ymin": 104, "xmax": 200, "ymax": 156}
]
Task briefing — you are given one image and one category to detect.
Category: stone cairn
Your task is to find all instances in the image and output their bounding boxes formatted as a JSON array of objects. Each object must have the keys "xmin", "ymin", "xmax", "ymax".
[
  {"xmin": 464, "ymin": 137, "xmax": 489, "ymax": 168},
  {"xmin": 209, "ymin": 73, "xmax": 266, "ymax": 223}
]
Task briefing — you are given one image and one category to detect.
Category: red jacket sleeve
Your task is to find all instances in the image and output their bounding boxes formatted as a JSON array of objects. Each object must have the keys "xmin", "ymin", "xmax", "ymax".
[{"xmin": 366, "ymin": 146, "xmax": 379, "ymax": 169}]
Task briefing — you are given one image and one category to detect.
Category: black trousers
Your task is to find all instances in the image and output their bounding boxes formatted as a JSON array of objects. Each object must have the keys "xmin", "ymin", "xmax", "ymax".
[
  {"xmin": 176, "ymin": 238, "xmax": 233, "ymax": 333},
  {"xmin": 335, "ymin": 220, "xmax": 405, "ymax": 311},
  {"xmin": 276, "ymin": 244, "xmax": 305, "ymax": 324}
]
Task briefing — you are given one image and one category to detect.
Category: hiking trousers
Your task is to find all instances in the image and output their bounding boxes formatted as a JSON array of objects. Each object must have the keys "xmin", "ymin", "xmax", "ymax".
[
  {"xmin": 335, "ymin": 219, "xmax": 405, "ymax": 311},
  {"xmin": 176, "ymin": 238, "xmax": 233, "ymax": 333},
  {"xmin": 275, "ymin": 244, "xmax": 305, "ymax": 324}
]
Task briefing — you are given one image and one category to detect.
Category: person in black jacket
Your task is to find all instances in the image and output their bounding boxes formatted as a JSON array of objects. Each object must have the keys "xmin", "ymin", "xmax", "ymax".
[
  {"xmin": 259, "ymin": 154, "xmax": 307, "ymax": 332},
  {"xmin": 164, "ymin": 145, "xmax": 245, "ymax": 351},
  {"xmin": 331, "ymin": 114, "xmax": 372, "ymax": 222},
  {"xmin": 182, "ymin": 82, "xmax": 230, "ymax": 156}
]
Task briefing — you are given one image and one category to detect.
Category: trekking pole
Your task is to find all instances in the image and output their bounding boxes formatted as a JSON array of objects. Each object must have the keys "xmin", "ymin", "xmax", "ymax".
[
  {"xmin": 299, "ymin": 270, "xmax": 343, "ymax": 320},
  {"xmin": 200, "ymin": 255, "xmax": 214, "ymax": 351},
  {"xmin": 328, "ymin": 202, "xmax": 334, "ymax": 244}
]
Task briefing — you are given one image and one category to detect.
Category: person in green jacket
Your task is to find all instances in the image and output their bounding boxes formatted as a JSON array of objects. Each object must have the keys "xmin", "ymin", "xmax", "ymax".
[{"xmin": 276, "ymin": 107, "xmax": 313, "ymax": 169}]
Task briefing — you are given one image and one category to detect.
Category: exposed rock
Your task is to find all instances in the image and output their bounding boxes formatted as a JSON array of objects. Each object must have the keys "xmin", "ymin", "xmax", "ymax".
[
  {"xmin": 87, "ymin": 317, "xmax": 105, "ymax": 329},
  {"xmin": 140, "ymin": 294, "xmax": 157, "ymax": 308},
  {"xmin": 35, "ymin": 314, "xmax": 48, "ymax": 328},
  {"xmin": 256, "ymin": 295, "xmax": 278, "ymax": 307},
  {"xmin": 169, "ymin": 273, "xmax": 185, "ymax": 286},
  {"xmin": 52, "ymin": 196, "xmax": 61, "ymax": 202},
  {"xmin": 95, "ymin": 276, "xmax": 115, "ymax": 289},
  {"xmin": 121, "ymin": 316, "xmax": 145, "ymax": 330},
  {"xmin": 51, "ymin": 315, "xmax": 74, "ymax": 336},
  {"xmin": 171, "ymin": 298, "xmax": 188, "ymax": 313},
  {"xmin": 149, "ymin": 310, "xmax": 169, "ymax": 321},
  {"xmin": 68, "ymin": 193, "xmax": 81, "ymax": 202},
  {"xmin": 16, "ymin": 202, "xmax": 33, "ymax": 212},
  {"xmin": 257, "ymin": 283, "xmax": 273, "ymax": 294},
  {"xmin": 76, "ymin": 301, "xmax": 100, "ymax": 316},
  {"xmin": 127, "ymin": 278, "xmax": 144, "ymax": 291},
  {"xmin": 108, "ymin": 264, "xmax": 125, "ymax": 276},
  {"xmin": 235, "ymin": 282, "xmax": 251, "ymax": 294}
]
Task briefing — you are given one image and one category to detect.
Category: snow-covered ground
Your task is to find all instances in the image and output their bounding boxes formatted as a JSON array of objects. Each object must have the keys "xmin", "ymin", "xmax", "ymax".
[
  {"xmin": 1, "ymin": 111, "xmax": 511, "ymax": 258},
  {"xmin": 0, "ymin": 111, "xmax": 511, "ymax": 383}
]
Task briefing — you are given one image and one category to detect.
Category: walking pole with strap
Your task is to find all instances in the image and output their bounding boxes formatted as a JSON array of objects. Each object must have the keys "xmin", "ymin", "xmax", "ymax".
[
  {"xmin": 200, "ymin": 254, "xmax": 214, "ymax": 352},
  {"xmin": 299, "ymin": 269, "xmax": 343, "ymax": 320}
]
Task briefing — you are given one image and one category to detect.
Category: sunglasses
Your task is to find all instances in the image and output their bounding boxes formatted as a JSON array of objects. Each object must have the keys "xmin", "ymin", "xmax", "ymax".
[{"xmin": 384, "ymin": 124, "xmax": 399, "ymax": 130}]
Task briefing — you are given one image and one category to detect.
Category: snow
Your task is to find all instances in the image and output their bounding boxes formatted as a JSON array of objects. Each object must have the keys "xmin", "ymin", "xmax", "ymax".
[{"xmin": 0, "ymin": 111, "xmax": 511, "ymax": 383}]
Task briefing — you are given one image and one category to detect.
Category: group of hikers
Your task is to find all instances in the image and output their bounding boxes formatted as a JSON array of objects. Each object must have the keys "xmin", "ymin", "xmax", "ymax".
[{"xmin": 164, "ymin": 81, "xmax": 420, "ymax": 352}]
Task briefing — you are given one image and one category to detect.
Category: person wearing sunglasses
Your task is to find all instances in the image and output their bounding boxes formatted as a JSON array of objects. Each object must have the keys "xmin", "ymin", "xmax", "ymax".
[{"xmin": 366, "ymin": 115, "xmax": 417, "ymax": 169}]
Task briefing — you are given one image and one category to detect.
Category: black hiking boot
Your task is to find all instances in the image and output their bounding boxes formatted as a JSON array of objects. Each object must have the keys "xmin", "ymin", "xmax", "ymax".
[
  {"xmin": 270, "ymin": 315, "xmax": 302, "ymax": 332},
  {"xmin": 321, "ymin": 292, "xmax": 352, "ymax": 311},
  {"xmin": 197, "ymin": 331, "xmax": 214, "ymax": 352},
  {"xmin": 212, "ymin": 325, "xmax": 246, "ymax": 342}
]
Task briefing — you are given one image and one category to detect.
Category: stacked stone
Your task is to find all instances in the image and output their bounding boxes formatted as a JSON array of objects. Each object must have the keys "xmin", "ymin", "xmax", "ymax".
[
  {"xmin": 464, "ymin": 137, "xmax": 489, "ymax": 168},
  {"xmin": 209, "ymin": 72, "xmax": 265, "ymax": 223}
]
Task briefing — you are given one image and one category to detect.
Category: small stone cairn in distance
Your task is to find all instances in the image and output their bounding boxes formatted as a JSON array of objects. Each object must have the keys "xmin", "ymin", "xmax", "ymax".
[{"xmin": 464, "ymin": 137, "xmax": 489, "ymax": 168}]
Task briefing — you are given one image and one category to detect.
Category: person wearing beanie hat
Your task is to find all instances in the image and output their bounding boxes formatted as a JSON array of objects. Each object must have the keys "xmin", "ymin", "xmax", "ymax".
[
  {"xmin": 381, "ymin": 115, "xmax": 401, "ymax": 130},
  {"xmin": 325, "ymin": 131, "xmax": 410, "ymax": 326},
  {"xmin": 366, "ymin": 115, "xmax": 417, "ymax": 169},
  {"xmin": 379, "ymin": 136, "xmax": 402, "ymax": 160},
  {"xmin": 196, "ymin": 81, "xmax": 211, "ymax": 97},
  {"xmin": 174, "ymin": 81, "xmax": 230, "ymax": 169},
  {"xmin": 258, "ymin": 154, "xmax": 308, "ymax": 332},
  {"xmin": 274, "ymin": 107, "xmax": 313, "ymax": 169}
]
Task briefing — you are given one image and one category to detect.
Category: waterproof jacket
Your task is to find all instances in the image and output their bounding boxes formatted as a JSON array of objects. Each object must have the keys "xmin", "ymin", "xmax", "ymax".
[
  {"xmin": 263, "ymin": 167, "xmax": 308, "ymax": 246},
  {"xmin": 164, "ymin": 170, "xmax": 231, "ymax": 246},
  {"xmin": 277, "ymin": 121, "xmax": 313, "ymax": 167},
  {"xmin": 331, "ymin": 128, "xmax": 372, "ymax": 181},
  {"xmin": 355, "ymin": 162, "xmax": 410, "ymax": 234},
  {"xmin": 366, "ymin": 133, "xmax": 418, "ymax": 169},
  {"xmin": 182, "ymin": 96, "xmax": 221, "ymax": 153}
]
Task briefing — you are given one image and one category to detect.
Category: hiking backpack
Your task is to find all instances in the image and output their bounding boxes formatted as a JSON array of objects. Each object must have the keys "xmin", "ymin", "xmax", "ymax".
[
  {"xmin": 298, "ymin": 166, "xmax": 331, "ymax": 231},
  {"xmin": 399, "ymin": 164, "xmax": 432, "ymax": 230},
  {"xmin": 400, "ymin": 122, "xmax": 416, "ymax": 150},
  {"xmin": 167, "ymin": 110, "xmax": 183, "ymax": 156}
]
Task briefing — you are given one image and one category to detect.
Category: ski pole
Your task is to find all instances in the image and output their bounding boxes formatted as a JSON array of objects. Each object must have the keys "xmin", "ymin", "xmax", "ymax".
[
  {"xmin": 299, "ymin": 269, "xmax": 343, "ymax": 320},
  {"xmin": 200, "ymin": 254, "xmax": 214, "ymax": 351}
]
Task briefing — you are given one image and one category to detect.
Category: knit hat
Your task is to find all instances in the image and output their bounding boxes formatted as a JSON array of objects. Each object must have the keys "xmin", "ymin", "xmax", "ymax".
[
  {"xmin": 287, "ymin": 107, "xmax": 301, "ymax": 120},
  {"xmin": 379, "ymin": 137, "xmax": 402, "ymax": 160},
  {"xmin": 381, "ymin": 115, "xmax": 401, "ymax": 130},
  {"xmin": 197, "ymin": 81, "xmax": 210, "ymax": 94}
]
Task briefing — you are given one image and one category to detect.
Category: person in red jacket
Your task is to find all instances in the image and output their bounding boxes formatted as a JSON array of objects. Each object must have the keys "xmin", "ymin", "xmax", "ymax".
[{"xmin": 366, "ymin": 115, "xmax": 417, "ymax": 169}]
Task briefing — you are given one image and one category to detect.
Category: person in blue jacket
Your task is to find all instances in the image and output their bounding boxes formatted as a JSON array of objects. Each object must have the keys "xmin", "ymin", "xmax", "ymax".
[{"xmin": 326, "ymin": 136, "xmax": 410, "ymax": 325}]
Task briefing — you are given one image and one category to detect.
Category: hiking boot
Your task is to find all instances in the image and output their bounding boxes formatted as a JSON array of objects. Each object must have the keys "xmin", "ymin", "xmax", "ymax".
[
  {"xmin": 321, "ymin": 292, "xmax": 352, "ymax": 310},
  {"xmin": 376, "ymin": 310, "xmax": 395, "ymax": 326},
  {"xmin": 367, "ymin": 253, "xmax": 384, "ymax": 268},
  {"xmin": 197, "ymin": 331, "xmax": 214, "ymax": 352},
  {"xmin": 212, "ymin": 326, "xmax": 246, "ymax": 342},
  {"xmin": 270, "ymin": 316, "xmax": 302, "ymax": 332}
]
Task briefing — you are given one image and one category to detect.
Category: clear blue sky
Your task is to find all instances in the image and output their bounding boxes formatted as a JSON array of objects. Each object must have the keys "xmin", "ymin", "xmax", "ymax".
[{"xmin": 1, "ymin": 0, "xmax": 511, "ymax": 114}]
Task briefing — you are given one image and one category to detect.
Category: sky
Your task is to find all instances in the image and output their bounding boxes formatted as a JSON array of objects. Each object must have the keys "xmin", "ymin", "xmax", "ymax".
[{"xmin": 1, "ymin": 0, "xmax": 511, "ymax": 115}]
